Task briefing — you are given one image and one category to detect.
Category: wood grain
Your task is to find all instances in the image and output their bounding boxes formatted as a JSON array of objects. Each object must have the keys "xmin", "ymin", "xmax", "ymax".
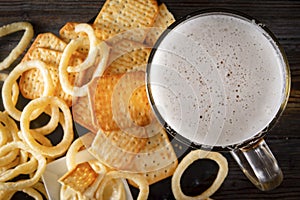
[{"xmin": 1, "ymin": 1, "xmax": 299, "ymax": 199}]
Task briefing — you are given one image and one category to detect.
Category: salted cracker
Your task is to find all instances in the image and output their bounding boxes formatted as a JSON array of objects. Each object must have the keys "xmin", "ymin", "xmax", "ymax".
[
  {"xmin": 93, "ymin": 0, "xmax": 159, "ymax": 43},
  {"xmin": 59, "ymin": 162, "xmax": 99, "ymax": 194}
]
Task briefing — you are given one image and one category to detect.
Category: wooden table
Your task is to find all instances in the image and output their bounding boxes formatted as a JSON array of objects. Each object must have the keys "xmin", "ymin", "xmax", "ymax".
[{"xmin": 0, "ymin": 1, "xmax": 299, "ymax": 199}]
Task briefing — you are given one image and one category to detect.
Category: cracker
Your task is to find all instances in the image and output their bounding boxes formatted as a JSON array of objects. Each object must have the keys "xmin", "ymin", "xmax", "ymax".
[
  {"xmin": 19, "ymin": 47, "xmax": 84, "ymax": 107},
  {"xmin": 28, "ymin": 32, "xmax": 67, "ymax": 52},
  {"xmin": 59, "ymin": 162, "xmax": 98, "ymax": 194},
  {"xmin": 92, "ymin": 71, "xmax": 152, "ymax": 131},
  {"xmin": 92, "ymin": 73, "xmax": 123, "ymax": 131},
  {"xmin": 93, "ymin": 0, "xmax": 159, "ymax": 43},
  {"xmin": 128, "ymin": 128, "xmax": 178, "ymax": 186},
  {"xmin": 104, "ymin": 40, "xmax": 151, "ymax": 75},
  {"xmin": 144, "ymin": 3, "xmax": 176, "ymax": 46},
  {"xmin": 88, "ymin": 129, "xmax": 147, "ymax": 170}
]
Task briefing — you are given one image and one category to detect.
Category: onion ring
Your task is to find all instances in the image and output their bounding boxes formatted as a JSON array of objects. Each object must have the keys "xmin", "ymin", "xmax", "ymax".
[
  {"xmin": 67, "ymin": 23, "xmax": 98, "ymax": 73},
  {"xmin": 30, "ymin": 104, "xmax": 60, "ymax": 136},
  {"xmin": 97, "ymin": 171, "xmax": 149, "ymax": 200},
  {"xmin": 20, "ymin": 96, "xmax": 73, "ymax": 158},
  {"xmin": 59, "ymin": 24, "xmax": 110, "ymax": 97},
  {"xmin": 0, "ymin": 22, "xmax": 34, "ymax": 71},
  {"xmin": 171, "ymin": 150, "xmax": 228, "ymax": 200},
  {"xmin": 0, "ymin": 111, "xmax": 19, "ymax": 141},
  {"xmin": 66, "ymin": 137, "xmax": 85, "ymax": 170},
  {"xmin": 0, "ymin": 148, "xmax": 19, "ymax": 167},
  {"xmin": 0, "ymin": 155, "xmax": 38, "ymax": 182},
  {"xmin": 21, "ymin": 187, "xmax": 44, "ymax": 200},
  {"xmin": 2, "ymin": 60, "xmax": 54, "ymax": 121},
  {"xmin": 0, "ymin": 141, "xmax": 46, "ymax": 191}
]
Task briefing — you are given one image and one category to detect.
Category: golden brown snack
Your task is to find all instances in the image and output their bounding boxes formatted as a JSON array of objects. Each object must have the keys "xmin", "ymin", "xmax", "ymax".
[
  {"xmin": 93, "ymin": 0, "xmax": 159, "ymax": 43},
  {"xmin": 172, "ymin": 150, "xmax": 228, "ymax": 200},
  {"xmin": 59, "ymin": 162, "xmax": 99, "ymax": 194},
  {"xmin": 0, "ymin": 22, "xmax": 34, "ymax": 71}
]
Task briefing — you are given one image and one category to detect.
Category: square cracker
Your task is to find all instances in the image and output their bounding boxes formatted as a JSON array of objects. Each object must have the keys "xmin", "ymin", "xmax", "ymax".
[
  {"xmin": 59, "ymin": 162, "xmax": 99, "ymax": 194},
  {"xmin": 93, "ymin": 0, "xmax": 159, "ymax": 43}
]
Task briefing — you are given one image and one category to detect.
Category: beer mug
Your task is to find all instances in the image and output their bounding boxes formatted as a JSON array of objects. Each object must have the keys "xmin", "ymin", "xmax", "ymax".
[{"xmin": 146, "ymin": 9, "xmax": 290, "ymax": 191}]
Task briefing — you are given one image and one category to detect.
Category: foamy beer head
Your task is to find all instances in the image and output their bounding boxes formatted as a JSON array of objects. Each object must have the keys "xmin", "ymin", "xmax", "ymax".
[{"xmin": 146, "ymin": 10, "xmax": 289, "ymax": 147}]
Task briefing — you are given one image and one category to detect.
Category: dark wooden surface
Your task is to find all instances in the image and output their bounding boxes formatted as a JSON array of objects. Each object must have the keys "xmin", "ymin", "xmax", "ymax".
[{"xmin": 1, "ymin": 0, "xmax": 300, "ymax": 199}]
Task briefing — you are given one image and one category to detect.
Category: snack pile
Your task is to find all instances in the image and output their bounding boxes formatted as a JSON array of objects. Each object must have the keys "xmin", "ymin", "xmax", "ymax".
[{"xmin": 0, "ymin": 0, "xmax": 229, "ymax": 199}]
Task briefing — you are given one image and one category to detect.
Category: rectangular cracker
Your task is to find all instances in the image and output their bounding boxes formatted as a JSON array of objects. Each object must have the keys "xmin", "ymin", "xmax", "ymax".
[
  {"xmin": 104, "ymin": 40, "xmax": 151, "ymax": 75},
  {"xmin": 144, "ymin": 3, "xmax": 176, "ymax": 46},
  {"xmin": 59, "ymin": 162, "xmax": 98, "ymax": 194},
  {"xmin": 19, "ymin": 47, "xmax": 84, "ymax": 107},
  {"xmin": 93, "ymin": 0, "xmax": 159, "ymax": 43}
]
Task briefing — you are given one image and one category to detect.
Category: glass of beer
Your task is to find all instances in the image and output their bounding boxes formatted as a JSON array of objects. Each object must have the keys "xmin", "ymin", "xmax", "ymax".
[{"xmin": 146, "ymin": 9, "xmax": 290, "ymax": 191}]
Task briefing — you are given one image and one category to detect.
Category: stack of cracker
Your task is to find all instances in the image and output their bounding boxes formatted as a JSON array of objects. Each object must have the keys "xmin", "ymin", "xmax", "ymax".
[{"xmin": 18, "ymin": 0, "xmax": 177, "ymax": 188}]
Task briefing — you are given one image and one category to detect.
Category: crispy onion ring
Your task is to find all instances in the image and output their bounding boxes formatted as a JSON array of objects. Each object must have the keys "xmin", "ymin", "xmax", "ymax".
[
  {"xmin": 30, "ymin": 104, "xmax": 60, "ymax": 135},
  {"xmin": 0, "ymin": 155, "xmax": 38, "ymax": 182},
  {"xmin": 20, "ymin": 96, "xmax": 73, "ymax": 158},
  {"xmin": 171, "ymin": 150, "xmax": 228, "ymax": 200},
  {"xmin": 67, "ymin": 23, "xmax": 98, "ymax": 73},
  {"xmin": 0, "ymin": 22, "xmax": 34, "ymax": 71},
  {"xmin": 0, "ymin": 111, "xmax": 19, "ymax": 142},
  {"xmin": 66, "ymin": 137, "xmax": 85, "ymax": 170},
  {"xmin": 2, "ymin": 60, "xmax": 54, "ymax": 121},
  {"xmin": 0, "ymin": 141, "xmax": 46, "ymax": 191},
  {"xmin": 59, "ymin": 24, "xmax": 109, "ymax": 97},
  {"xmin": 0, "ymin": 182, "xmax": 46, "ymax": 200},
  {"xmin": 97, "ymin": 171, "xmax": 149, "ymax": 200}
]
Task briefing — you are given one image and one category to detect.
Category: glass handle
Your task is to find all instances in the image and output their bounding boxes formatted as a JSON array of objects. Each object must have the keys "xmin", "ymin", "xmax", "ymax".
[{"xmin": 230, "ymin": 139, "xmax": 283, "ymax": 191}]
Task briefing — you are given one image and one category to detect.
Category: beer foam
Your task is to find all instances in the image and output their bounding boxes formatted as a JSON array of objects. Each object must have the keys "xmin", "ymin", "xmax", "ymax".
[{"xmin": 148, "ymin": 13, "xmax": 286, "ymax": 147}]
